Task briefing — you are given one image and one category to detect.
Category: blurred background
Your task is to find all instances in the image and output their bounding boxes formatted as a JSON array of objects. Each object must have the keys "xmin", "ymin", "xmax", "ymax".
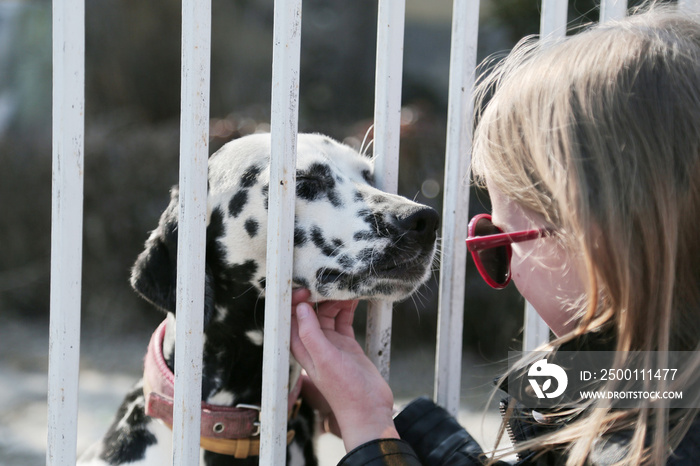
[{"xmin": 0, "ymin": 0, "xmax": 652, "ymax": 464}]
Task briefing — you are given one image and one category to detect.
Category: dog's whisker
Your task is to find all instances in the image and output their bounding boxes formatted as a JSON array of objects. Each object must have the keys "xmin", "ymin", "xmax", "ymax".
[{"xmin": 360, "ymin": 126, "xmax": 375, "ymax": 157}]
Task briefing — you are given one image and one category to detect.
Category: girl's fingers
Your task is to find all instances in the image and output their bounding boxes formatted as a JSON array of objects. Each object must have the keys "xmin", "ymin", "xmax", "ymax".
[
  {"xmin": 291, "ymin": 288, "xmax": 312, "ymax": 306},
  {"xmin": 316, "ymin": 303, "xmax": 342, "ymax": 331},
  {"xmin": 294, "ymin": 302, "xmax": 332, "ymax": 360},
  {"xmin": 290, "ymin": 310, "xmax": 313, "ymax": 374},
  {"xmin": 315, "ymin": 300, "xmax": 358, "ymax": 333},
  {"xmin": 335, "ymin": 305, "xmax": 357, "ymax": 338}
]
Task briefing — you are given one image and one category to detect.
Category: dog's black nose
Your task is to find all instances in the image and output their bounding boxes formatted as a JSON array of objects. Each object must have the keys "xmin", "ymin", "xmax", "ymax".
[{"xmin": 397, "ymin": 207, "xmax": 440, "ymax": 244}]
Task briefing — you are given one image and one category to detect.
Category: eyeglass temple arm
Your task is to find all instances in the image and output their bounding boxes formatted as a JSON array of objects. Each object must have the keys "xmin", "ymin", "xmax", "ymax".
[{"xmin": 466, "ymin": 229, "xmax": 550, "ymax": 251}]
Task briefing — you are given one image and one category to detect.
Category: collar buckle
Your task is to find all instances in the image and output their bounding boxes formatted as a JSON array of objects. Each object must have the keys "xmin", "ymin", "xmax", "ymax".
[{"xmin": 235, "ymin": 403, "xmax": 262, "ymax": 436}]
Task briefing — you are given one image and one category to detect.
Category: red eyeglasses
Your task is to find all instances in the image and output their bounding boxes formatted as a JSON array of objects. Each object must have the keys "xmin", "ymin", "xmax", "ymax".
[{"xmin": 466, "ymin": 214, "xmax": 552, "ymax": 289}]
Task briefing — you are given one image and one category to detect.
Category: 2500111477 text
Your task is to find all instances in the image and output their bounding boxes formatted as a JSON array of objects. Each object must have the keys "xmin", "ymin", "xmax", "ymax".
[{"xmin": 581, "ymin": 368, "xmax": 678, "ymax": 382}]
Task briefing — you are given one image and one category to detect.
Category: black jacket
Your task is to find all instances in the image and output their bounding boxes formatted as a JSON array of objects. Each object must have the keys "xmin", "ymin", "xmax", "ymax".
[{"xmin": 337, "ymin": 396, "xmax": 700, "ymax": 465}]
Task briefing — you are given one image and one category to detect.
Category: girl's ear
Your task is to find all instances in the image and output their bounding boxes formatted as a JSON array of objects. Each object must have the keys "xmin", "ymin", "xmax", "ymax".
[{"xmin": 130, "ymin": 187, "xmax": 181, "ymax": 313}]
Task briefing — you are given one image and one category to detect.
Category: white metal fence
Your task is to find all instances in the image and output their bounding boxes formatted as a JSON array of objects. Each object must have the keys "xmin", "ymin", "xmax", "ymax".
[{"xmin": 47, "ymin": 0, "xmax": 699, "ymax": 464}]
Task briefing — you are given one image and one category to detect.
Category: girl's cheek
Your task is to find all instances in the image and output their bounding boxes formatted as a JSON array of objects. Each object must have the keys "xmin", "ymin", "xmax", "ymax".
[{"xmin": 510, "ymin": 245, "xmax": 585, "ymax": 337}]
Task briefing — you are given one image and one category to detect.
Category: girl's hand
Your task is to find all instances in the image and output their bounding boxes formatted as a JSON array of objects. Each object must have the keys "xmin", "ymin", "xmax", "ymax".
[
  {"xmin": 289, "ymin": 290, "xmax": 399, "ymax": 451},
  {"xmin": 291, "ymin": 290, "xmax": 341, "ymax": 436}
]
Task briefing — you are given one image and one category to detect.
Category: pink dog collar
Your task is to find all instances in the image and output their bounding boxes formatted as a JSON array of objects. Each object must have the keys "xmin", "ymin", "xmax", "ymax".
[{"xmin": 142, "ymin": 320, "xmax": 302, "ymax": 456}]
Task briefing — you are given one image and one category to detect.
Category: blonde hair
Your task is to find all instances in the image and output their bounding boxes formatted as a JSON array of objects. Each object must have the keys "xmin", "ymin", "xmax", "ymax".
[{"xmin": 472, "ymin": 4, "xmax": 700, "ymax": 465}]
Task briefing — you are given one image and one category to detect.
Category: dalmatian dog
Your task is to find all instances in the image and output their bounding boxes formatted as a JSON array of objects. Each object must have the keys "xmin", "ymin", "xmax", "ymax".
[{"xmin": 78, "ymin": 133, "xmax": 439, "ymax": 465}]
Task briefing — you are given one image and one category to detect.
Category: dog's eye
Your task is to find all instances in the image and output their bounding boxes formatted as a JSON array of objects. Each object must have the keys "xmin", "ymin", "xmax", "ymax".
[{"xmin": 296, "ymin": 175, "xmax": 328, "ymax": 202}]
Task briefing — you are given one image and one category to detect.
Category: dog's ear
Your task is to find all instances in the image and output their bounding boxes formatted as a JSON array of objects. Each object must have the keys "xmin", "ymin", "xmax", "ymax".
[
  {"xmin": 131, "ymin": 187, "xmax": 181, "ymax": 313},
  {"xmin": 132, "ymin": 187, "xmax": 218, "ymax": 322}
]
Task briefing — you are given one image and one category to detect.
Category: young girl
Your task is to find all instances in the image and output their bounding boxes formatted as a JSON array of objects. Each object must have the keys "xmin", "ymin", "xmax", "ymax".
[{"xmin": 290, "ymin": 4, "xmax": 700, "ymax": 465}]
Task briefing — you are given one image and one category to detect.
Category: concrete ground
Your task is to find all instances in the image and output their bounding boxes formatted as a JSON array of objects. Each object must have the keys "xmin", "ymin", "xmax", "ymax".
[{"xmin": 0, "ymin": 318, "xmax": 511, "ymax": 465}]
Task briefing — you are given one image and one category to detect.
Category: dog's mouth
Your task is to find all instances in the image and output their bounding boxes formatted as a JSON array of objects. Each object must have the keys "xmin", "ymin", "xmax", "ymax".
[
  {"xmin": 317, "ymin": 269, "xmax": 344, "ymax": 284},
  {"xmin": 311, "ymin": 250, "xmax": 434, "ymax": 300},
  {"xmin": 372, "ymin": 258, "xmax": 426, "ymax": 279}
]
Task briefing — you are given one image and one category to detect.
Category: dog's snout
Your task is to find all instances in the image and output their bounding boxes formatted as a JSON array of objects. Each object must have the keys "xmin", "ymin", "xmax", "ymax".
[{"xmin": 397, "ymin": 207, "xmax": 439, "ymax": 244}]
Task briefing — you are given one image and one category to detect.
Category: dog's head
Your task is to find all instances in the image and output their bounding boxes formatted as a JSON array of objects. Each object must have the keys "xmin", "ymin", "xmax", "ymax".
[{"xmin": 131, "ymin": 133, "xmax": 438, "ymax": 318}]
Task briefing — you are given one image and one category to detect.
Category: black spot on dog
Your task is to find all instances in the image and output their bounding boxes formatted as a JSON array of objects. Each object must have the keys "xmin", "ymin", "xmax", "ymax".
[
  {"xmin": 99, "ymin": 386, "xmax": 157, "ymax": 464},
  {"xmin": 357, "ymin": 208, "xmax": 372, "ymax": 220},
  {"xmin": 228, "ymin": 190, "xmax": 248, "ymax": 218},
  {"xmin": 370, "ymin": 195, "xmax": 387, "ymax": 205},
  {"xmin": 327, "ymin": 190, "xmax": 342, "ymax": 208},
  {"xmin": 294, "ymin": 226, "xmax": 307, "ymax": 246},
  {"xmin": 293, "ymin": 277, "xmax": 309, "ymax": 289},
  {"xmin": 316, "ymin": 282, "xmax": 330, "ymax": 296},
  {"xmin": 244, "ymin": 218, "xmax": 259, "ymax": 237},
  {"xmin": 315, "ymin": 267, "xmax": 365, "ymax": 295},
  {"xmin": 296, "ymin": 179, "xmax": 323, "ymax": 202},
  {"xmin": 354, "ymin": 191, "xmax": 364, "ymax": 202},
  {"xmin": 357, "ymin": 248, "xmax": 375, "ymax": 264},
  {"xmin": 332, "ymin": 238, "xmax": 344, "ymax": 249},
  {"xmin": 358, "ymin": 208, "xmax": 400, "ymax": 238},
  {"xmin": 337, "ymin": 254, "xmax": 355, "ymax": 269},
  {"xmin": 310, "ymin": 226, "xmax": 340, "ymax": 257},
  {"xmin": 240, "ymin": 165, "xmax": 262, "ymax": 188},
  {"xmin": 354, "ymin": 230, "xmax": 377, "ymax": 241},
  {"xmin": 261, "ymin": 184, "xmax": 269, "ymax": 211},
  {"xmin": 208, "ymin": 207, "xmax": 225, "ymax": 240},
  {"xmin": 316, "ymin": 268, "xmax": 342, "ymax": 284},
  {"xmin": 220, "ymin": 260, "xmax": 258, "ymax": 285},
  {"xmin": 297, "ymin": 163, "xmax": 343, "ymax": 208},
  {"xmin": 206, "ymin": 206, "xmax": 227, "ymax": 276},
  {"xmin": 348, "ymin": 277, "xmax": 363, "ymax": 293}
]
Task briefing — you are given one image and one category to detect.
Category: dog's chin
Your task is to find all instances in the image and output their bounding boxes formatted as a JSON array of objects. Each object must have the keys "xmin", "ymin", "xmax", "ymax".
[
  {"xmin": 303, "ymin": 264, "xmax": 432, "ymax": 303},
  {"xmin": 309, "ymin": 286, "xmax": 420, "ymax": 303}
]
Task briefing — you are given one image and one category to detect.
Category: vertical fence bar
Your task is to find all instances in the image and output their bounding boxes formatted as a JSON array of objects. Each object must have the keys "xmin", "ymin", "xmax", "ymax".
[
  {"xmin": 434, "ymin": 0, "xmax": 480, "ymax": 416},
  {"xmin": 523, "ymin": 302, "xmax": 551, "ymax": 350},
  {"xmin": 600, "ymin": 0, "xmax": 627, "ymax": 23},
  {"xmin": 366, "ymin": 0, "xmax": 406, "ymax": 381},
  {"xmin": 539, "ymin": 0, "xmax": 567, "ymax": 40},
  {"xmin": 522, "ymin": 0, "xmax": 568, "ymax": 352},
  {"xmin": 172, "ymin": 0, "xmax": 211, "ymax": 463},
  {"xmin": 260, "ymin": 0, "xmax": 302, "ymax": 463},
  {"xmin": 47, "ymin": 0, "xmax": 84, "ymax": 464}
]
